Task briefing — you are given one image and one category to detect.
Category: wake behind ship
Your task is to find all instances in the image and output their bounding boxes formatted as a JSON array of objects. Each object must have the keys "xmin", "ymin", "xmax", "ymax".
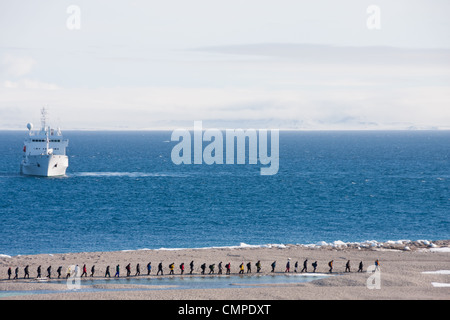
[{"xmin": 20, "ymin": 108, "xmax": 69, "ymax": 177}]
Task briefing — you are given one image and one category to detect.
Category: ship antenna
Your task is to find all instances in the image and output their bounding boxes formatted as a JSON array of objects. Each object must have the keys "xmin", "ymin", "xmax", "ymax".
[{"xmin": 41, "ymin": 107, "xmax": 48, "ymax": 130}]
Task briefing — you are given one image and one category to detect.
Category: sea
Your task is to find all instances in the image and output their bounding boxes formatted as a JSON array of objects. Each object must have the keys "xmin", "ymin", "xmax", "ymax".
[{"xmin": 0, "ymin": 130, "xmax": 449, "ymax": 256}]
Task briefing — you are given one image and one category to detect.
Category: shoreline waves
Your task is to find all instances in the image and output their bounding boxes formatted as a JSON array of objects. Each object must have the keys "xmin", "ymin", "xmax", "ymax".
[{"xmin": 2, "ymin": 239, "xmax": 448, "ymax": 258}]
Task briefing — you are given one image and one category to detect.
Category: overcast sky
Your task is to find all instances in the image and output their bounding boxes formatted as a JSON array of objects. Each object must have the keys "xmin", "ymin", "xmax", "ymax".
[{"xmin": 0, "ymin": 0, "xmax": 449, "ymax": 130}]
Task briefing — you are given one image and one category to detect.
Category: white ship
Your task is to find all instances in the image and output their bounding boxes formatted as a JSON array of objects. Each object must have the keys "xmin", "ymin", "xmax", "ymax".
[{"xmin": 20, "ymin": 108, "xmax": 69, "ymax": 177}]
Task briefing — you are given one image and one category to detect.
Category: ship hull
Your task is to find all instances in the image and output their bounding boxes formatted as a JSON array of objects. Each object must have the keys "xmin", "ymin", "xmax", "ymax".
[{"xmin": 21, "ymin": 155, "xmax": 68, "ymax": 177}]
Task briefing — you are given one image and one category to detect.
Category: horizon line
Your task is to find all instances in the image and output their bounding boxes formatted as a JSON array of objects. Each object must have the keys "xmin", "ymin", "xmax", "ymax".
[{"xmin": 1, "ymin": 127, "xmax": 449, "ymax": 132}]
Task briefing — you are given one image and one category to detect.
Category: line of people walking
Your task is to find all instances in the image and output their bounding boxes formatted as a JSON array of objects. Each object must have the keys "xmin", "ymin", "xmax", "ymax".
[{"xmin": 5, "ymin": 259, "xmax": 381, "ymax": 280}]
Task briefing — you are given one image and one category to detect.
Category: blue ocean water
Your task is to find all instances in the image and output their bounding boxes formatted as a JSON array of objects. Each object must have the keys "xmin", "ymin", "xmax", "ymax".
[{"xmin": 0, "ymin": 130, "xmax": 449, "ymax": 256}]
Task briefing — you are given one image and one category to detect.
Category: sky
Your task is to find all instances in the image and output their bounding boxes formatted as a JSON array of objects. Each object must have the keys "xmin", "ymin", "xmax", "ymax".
[{"xmin": 0, "ymin": 0, "xmax": 449, "ymax": 130}]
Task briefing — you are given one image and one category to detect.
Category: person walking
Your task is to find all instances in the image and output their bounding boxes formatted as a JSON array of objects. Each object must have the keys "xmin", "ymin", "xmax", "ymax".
[
  {"xmin": 345, "ymin": 260, "xmax": 351, "ymax": 272},
  {"xmin": 209, "ymin": 264, "xmax": 215, "ymax": 274},
  {"xmin": 312, "ymin": 261, "xmax": 318, "ymax": 273},
  {"xmin": 135, "ymin": 263, "xmax": 140, "ymax": 276},
  {"xmin": 47, "ymin": 265, "xmax": 52, "ymax": 279},
  {"xmin": 57, "ymin": 266, "xmax": 62, "ymax": 279},
  {"xmin": 358, "ymin": 261, "xmax": 363, "ymax": 272},
  {"xmin": 328, "ymin": 260, "xmax": 333, "ymax": 273},
  {"xmin": 239, "ymin": 263, "xmax": 244, "ymax": 274},
  {"xmin": 301, "ymin": 259, "xmax": 308, "ymax": 273},
  {"xmin": 24, "ymin": 265, "xmax": 30, "ymax": 279},
  {"xmin": 285, "ymin": 259, "xmax": 291, "ymax": 273},
  {"xmin": 114, "ymin": 264, "xmax": 120, "ymax": 277},
  {"xmin": 375, "ymin": 259, "xmax": 380, "ymax": 271},
  {"xmin": 218, "ymin": 262, "xmax": 223, "ymax": 275},
  {"xmin": 90, "ymin": 265, "xmax": 95, "ymax": 277},
  {"xmin": 256, "ymin": 260, "xmax": 262, "ymax": 273},
  {"xmin": 14, "ymin": 267, "xmax": 19, "ymax": 280},
  {"xmin": 7, "ymin": 267, "xmax": 11, "ymax": 280},
  {"xmin": 246, "ymin": 262, "xmax": 252, "ymax": 273},
  {"xmin": 180, "ymin": 263, "xmax": 185, "ymax": 275},
  {"xmin": 157, "ymin": 262, "xmax": 164, "ymax": 275},
  {"xmin": 201, "ymin": 263, "xmax": 206, "ymax": 275},
  {"xmin": 66, "ymin": 266, "xmax": 72, "ymax": 279},
  {"xmin": 294, "ymin": 261, "xmax": 299, "ymax": 273},
  {"xmin": 105, "ymin": 265, "xmax": 111, "ymax": 277},
  {"xmin": 169, "ymin": 263, "xmax": 175, "ymax": 275},
  {"xmin": 81, "ymin": 264, "xmax": 88, "ymax": 277},
  {"xmin": 225, "ymin": 262, "xmax": 231, "ymax": 275},
  {"xmin": 189, "ymin": 261, "xmax": 194, "ymax": 275},
  {"xmin": 126, "ymin": 263, "xmax": 131, "ymax": 277},
  {"xmin": 37, "ymin": 265, "xmax": 42, "ymax": 279},
  {"xmin": 147, "ymin": 262, "xmax": 152, "ymax": 275},
  {"xmin": 271, "ymin": 261, "xmax": 276, "ymax": 272}
]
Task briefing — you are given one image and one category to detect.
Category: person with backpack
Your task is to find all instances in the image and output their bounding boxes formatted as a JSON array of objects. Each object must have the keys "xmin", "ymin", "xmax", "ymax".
[
  {"xmin": 66, "ymin": 266, "xmax": 72, "ymax": 279},
  {"xmin": 328, "ymin": 260, "xmax": 334, "ymax": 273},
  {"xmin": 169, "ymin": 263, "xmax": 175, "ymax": 275},
  {"xmin": 239, "ymin": 263, "xmax": 244, "ymax": 274},
  {"xmin": 201, "ymin": 263, "xmax": 206, "ymax": 275},
  {"xmin": 57, "ymin": 266, "xmax": 62, "ymax": 279},
  {"xmin": 375, "ymin": 259, "xmax": 380, "ymax": 271},
  {"xmin": 225, "ymin": 262, "xmax": 231, "ymax": 275},
  {"xmin": 256, "ymin": 260, "xmax": 262, "ymax": 273},
  {"xmin": 312, "ymin": 261, "xmax": 318, "ymax": 273},
  {"xmin": 180, "ymin": 263, "xmax": 185, "ymax": 275}
]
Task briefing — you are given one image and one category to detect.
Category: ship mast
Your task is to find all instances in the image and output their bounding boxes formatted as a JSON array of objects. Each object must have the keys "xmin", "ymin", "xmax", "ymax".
[
  {"xmin": 41, "ymin": 107, "xmax": 48, "ymax": 131},
  {"xmin": 40, "ymin": 107, "xmax": 50, "ymax": 154}
]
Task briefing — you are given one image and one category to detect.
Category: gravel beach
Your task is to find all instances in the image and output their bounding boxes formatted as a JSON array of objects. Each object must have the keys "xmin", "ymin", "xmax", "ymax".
[{"xmin": 1, "ymin": 240, "xmax": 449, "ymax": 300}]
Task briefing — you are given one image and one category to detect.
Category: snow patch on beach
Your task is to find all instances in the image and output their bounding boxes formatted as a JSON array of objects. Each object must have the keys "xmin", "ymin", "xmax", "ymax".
[
  {"xmin": 426, "ymin": 247, "xmax": 450, "ymax": 253},
  {"xmin": 300, "ymin": 239, "xmax": 444, "ymax": 251},
  {"xmin": 422, "ymin": 270, "xmax": 450, "ymax": 275},
  {"xmin": 120, "ymin": 240, "xmax": 449, "ymax": 253},
  {"xmin": 431, "ymin": 282, "xmax": 450, "ymax": 287},
  {"xmin": 154, "ymin": 243, "xmax": 283, "ymax": 251},
  {"xmin": 6, "ymin": 240, "xmax": 447, "ymax": 257},
  {"xmin": 422, "ymin": 269, "xmax": 450, "ymax": 288}
]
